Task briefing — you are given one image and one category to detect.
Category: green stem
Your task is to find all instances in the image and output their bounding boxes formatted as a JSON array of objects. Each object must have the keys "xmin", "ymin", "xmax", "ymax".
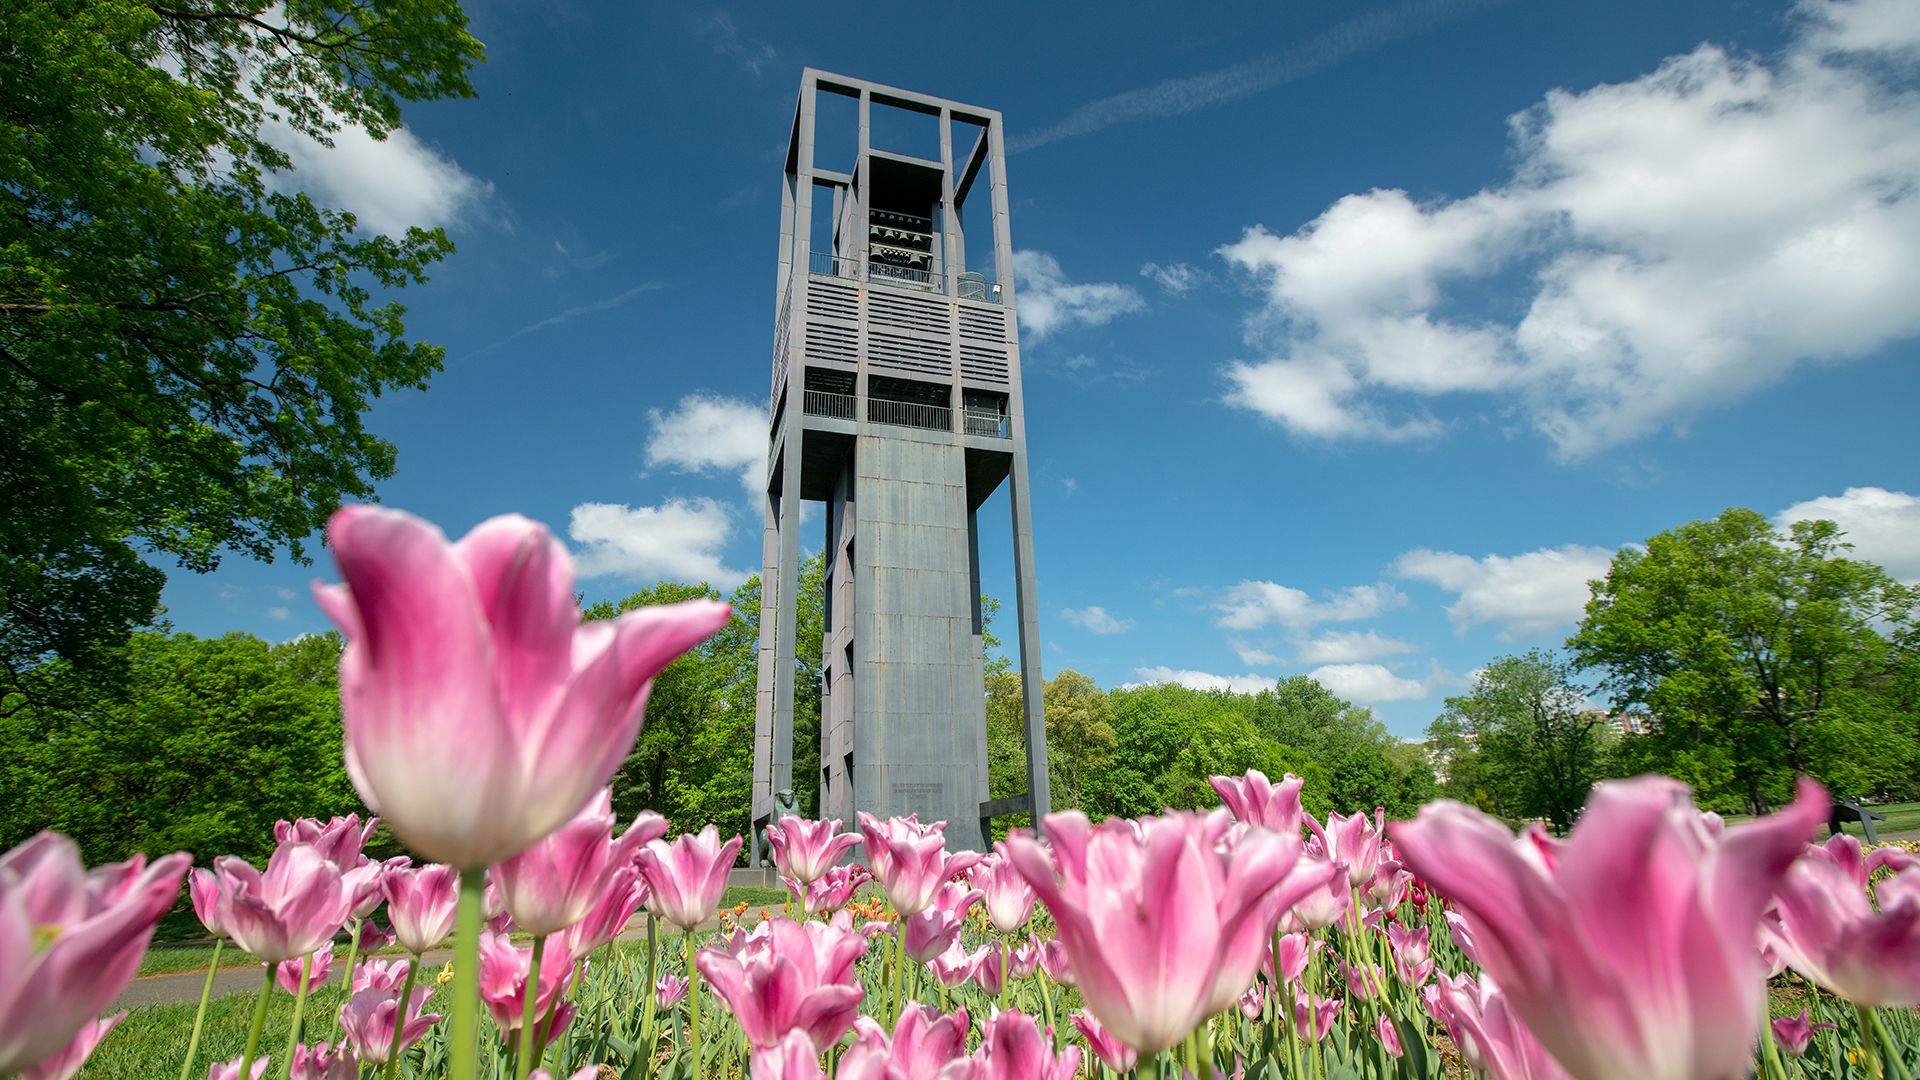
[
  {"xmin": 332, "ymin": 917, "xmax": 362, "ymax": 1038},
  {"xmin": 238, "ymin": 964, "xmax": 275, "ymax": 1080},
  {"xmin": 512, "ymin": 935, "xmax": 547, "ymax": 1080},
  {"xmin": 640, "ymin": 915, "xmax": 660, "ymax": 1061},
  {"xmin": 998, "ymin": 938, "xmax": 1011, "ymax": 1012},
  {"xmin": 177, "ymin": 938, "xmax": 225, "ymax": 1080},
  {"xmin": 685, "ymin": 926, "xmax": 703, "ymax": 1071},
  {"xmin": 379, "ymin": 954, "xmax": 420, "ymax": 1080},
  {"xmin": 1873, "ymin": 1010, "xmax": 1915, "ymax": 1080},
  {"xmin": 1759, "ymin": 1008, "xmax": 1789, "ymax": 1080},
  {"xmin": 892, "ymin": 926, "xmax": 909, "ymax": 1024},
  {"xmin": 281, "ymin": 951, "xmax": 314, "ymax": 1079},
  {"xmin": 448, "ymin": 869, "xmax": 486, "ymax": 1080}
]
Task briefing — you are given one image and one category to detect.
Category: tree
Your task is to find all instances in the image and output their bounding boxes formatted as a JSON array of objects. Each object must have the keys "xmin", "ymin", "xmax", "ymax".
[
  {"xmin": 1429, "ymin": 651, "xmax": 1611, "ymax": 832},
  {"xmin": 1091, "ymin": 683, "xmax": 1310, "ymax": 820},
  {"xmin": 1243, "ymin": 676, "xmax": 1437, "ymax": 817},
  {"xmin": 1042, "ymin": 670, "xmax": 1117, "ymax": 812},
  {"xmin": 1570, "ymin": 508, "xmax": 1917, "ymax": 814},
  {"xmin": 0, "ymin": 631, "xmax": 362, "ymax": 864},
  {"xmin": 1, "ymin": 0, "xmax": 483, "ymax": 705}
]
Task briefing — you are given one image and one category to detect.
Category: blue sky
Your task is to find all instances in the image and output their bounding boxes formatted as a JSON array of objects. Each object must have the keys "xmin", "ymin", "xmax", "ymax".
[{"xmin": 162, "ymin": 0, "xmax": 1920, "ymax": 737}]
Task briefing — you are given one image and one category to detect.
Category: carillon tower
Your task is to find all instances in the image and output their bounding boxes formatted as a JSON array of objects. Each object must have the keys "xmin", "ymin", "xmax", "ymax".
[{"xmin": 749, "ymin": 70, "xmax": 1049, "ymax": 858}]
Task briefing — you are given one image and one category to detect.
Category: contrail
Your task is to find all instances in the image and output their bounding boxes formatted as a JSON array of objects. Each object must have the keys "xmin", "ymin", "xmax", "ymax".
[{"xmin": 1010, "ymin": 0, "xmax": 1509, "ymax": 153}]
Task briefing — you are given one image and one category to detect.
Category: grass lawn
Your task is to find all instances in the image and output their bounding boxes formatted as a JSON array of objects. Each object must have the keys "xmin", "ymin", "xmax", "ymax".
[{"xmin": 1723, "ymin": 799, "xmax": 1920, "ymax": 838}]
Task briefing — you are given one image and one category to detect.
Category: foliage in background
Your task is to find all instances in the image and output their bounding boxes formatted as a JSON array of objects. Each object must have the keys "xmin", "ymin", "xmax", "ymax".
[
  {"xmin": 1569, "ymin": 508, "xmax": 1919, "ymax": 815},
  {"xmin": 0, "ymin": 631, "xmax": 360, "ymax": 865},
  {"xmin": 0, "ymin": 0, "xmax": 482, "ymax": 710},
  {"xmin": 1427, "ymin": 650, "xmax": 1612, "ymax": 833}
]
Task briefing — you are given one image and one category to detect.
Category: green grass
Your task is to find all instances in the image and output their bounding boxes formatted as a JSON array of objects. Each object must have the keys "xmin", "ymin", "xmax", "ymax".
[{"xmin": 1724, "ymin": 799, "xmax": 1920, "ymax": 838}]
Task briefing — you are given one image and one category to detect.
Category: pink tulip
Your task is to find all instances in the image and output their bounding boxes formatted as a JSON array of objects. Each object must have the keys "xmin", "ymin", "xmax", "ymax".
[
  {"xmin": 1395, "ymin": 952, "xmax": 1435, "ymax": 988},
  {"xmin": 697, "ymin": 915, "xmax": 868, "ymax": 1051},
  {"xmin": 970, "ymin": 944, "xmax": 1005, "ymax": 996},
  {"xmin": 1769, "ymin": 1009, "xmax": 1833, "ymax": 1057},
  {"xmin": 929, "ymin": 940, "xmax": 980, "ymax": 989},
  {"xmin": 208, "ymin": 1059, "xmax": 271, "ymax": 1080},
  {"xmin": 1006, "ymin": 808, "xmax": 1340, "ymax": 1057},
  {"xmin": 857, "ymin": 813, "xmax": 981, "ymax": 918},
  {"xmin": 1268, "ymin": 930, "xmax": 1312, "ymax": 985},
  {"xmin": 1435, "ymin": 974, "xmax": 1573, "ymax": 1080},
  {"xmin": 337, "ymin": 984, "xmax": 440, "ymax": 1065},
  {"xmin": 1071, "ymin": 1010, "xmax": 1137, "ymax": 1073},
  {"xmin": 783, "ymin": 866, "xmax": 860, "ymax": 917},
  {"xmin": 1366, "ymin": 859, "xmax": 1413, "ymax": 910},
  {"xmin": 476, "ymin": 931, "xmax": 573, "ymax": 1033},
  {"xmin": 1378, "ymin": 1012, "xmax": 1405, "ymax": 1058},
  {"xmin": 655, "ymin": 972, "xmax": 689, "ymax": 1009},
  {"xmin": 749, "ymin": 1030, "xmax": 827, "ymax": 1080},
  {"xmin": 1291, "ymin": 990, "xmax": 1341, "ymax": 1042},
  {"xmin": 382, "ymin": 863, "xmax": 460, "ymax": 954},
  {"xmin": 1806, "ymin": 833, "xmax": 1916, "ymax": 889},
  {"xmin": 493, "ymin": 790, "xmax": 659, "ymax": 935},
  {"xmin": 0, "ymin": 832, "xmax": 189, "ymax": 1074},
  {"xmin": 342, "ymin": 858, "xmax": 403, "ymax": 922},
  {"xmin": 352, "ymin": 957, "xmax": 410, "ymax": 993},
  {"xmin": 214, "ymin": 844, "xmax": 351, "ymax": 963},
  {"xmin": 17, "ymin": 1011, "xmax": 124, "ymax": 1080},
  {"xmin": 900, "ymin": 881, "xmax": 982, "ymax": 964},
  {"xmin": 767, "ymin": 816, "xmax": 863, "ymax": 886},
  {"xmin": 636, "ymin": 825, "xmax": 741, "ymax": 931},
  {"xmin": 1387, "ymin": 921, "xmax": 1430, "ymax": 965},
  {"xmin": 1036, "ymin": 937, "xmax": 1075, "ymax": 987},
  {"xmin": 1444, "ymin": 909, "xmax": 1480, "ymax": 965},
  {"xmin": 842, "ymin": 1003, "xmax": 972, "ymax": 1079},
  {"xmin": 275, "ymin": 816, "xmax": 378, "ymax": 870},
  {"xmin": 1343, "ymin": 960, "xmax": 1385, "ymax": 1000},
  {"xmin": 1210, "ymin": 769, "xmax": 1305, "ymax": 833},
  {"xmin": 974, "ymin": 1010, "xmax": 1079, "ymax": 1080},
  {"xmin": 1308, "ymin": 808, "xmax": 1387, "ymax": 886},
  {"xmin": 1011, "ymin": 936, "xmax": 1041, "ymax": 978},
  {"xmin": 190, "ymin": 868, "xmax": 226, "ymax": 938},
  {"xmin": 272, "ymin": 944, "xmax": 334, "ymax": 994},
  {"xmin": 1237, "ymin": 981, "xmax": 1264, "ymax": 1019},
  {"xmin": 1393, "ymin": 775, "xmax": 1828, "ymax": 1080},
  {"xmin": 563, "ymin": 873, "xmax": 648, "ymax": 955},
  {"xmin": 356, "ymin": 919, "xmax": 395, "ymax": 954},
  {"xmin": 315, "ymin": 505, "xmax": 731, "ymax": 868},
  {"xmin": 970, "ymin": 846, "xmax": 1036, "ymax": 932},
  {"xmin": 1766, "ymin": 859, "xmax": 1920, "ymax": 1006},
  {"xmin": 287, "ymin": 1042, "xmax": 357, "ymax": 1080}
]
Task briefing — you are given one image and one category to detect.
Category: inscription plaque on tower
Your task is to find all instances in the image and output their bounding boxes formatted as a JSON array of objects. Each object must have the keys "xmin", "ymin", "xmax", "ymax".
[{"xmin": 748, "ymin": 70, "xmax": 1051, "ymax": 860}]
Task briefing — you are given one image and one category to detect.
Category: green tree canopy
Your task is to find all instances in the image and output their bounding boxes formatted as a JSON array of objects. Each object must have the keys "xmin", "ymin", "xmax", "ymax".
[
  {"xmin": 1428, "ymin": 650, "xmax": 1612, "ymax": 833},
  {"xmin": 1569, "ymin": 507, "xmax": 1917, "ymax": 813},
  {"xmin": 1, "ymin": 0, "xmax": 483, "ymax": 706}
]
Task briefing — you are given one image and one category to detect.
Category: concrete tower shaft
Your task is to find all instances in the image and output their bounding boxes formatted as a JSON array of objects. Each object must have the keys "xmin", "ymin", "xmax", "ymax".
[{"xmin": 749, "ymin": 70, "xmax": 1049, "ymax": 859}]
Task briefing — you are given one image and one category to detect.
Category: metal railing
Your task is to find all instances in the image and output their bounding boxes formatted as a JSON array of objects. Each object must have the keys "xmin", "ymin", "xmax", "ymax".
[
  {"xmin": 868, "ymin": 398, "xmax": 951, "ymax": 432},
  {"xmin": 802, "ymin": 249, "xmax": 1002, "ymax": 304},
  {"xmin": 963, "ymin": 410, "xmax": 1010, "ymax": 438},
  {"xmin": 810, "ymin": 251, "xmax": 858, "ymax": 278},
  {"xmin": 803, "ymin": 390, "xmax": 857, "ymax": 420},
  {"xmin": 867, "ymin": 261, "xmax": 937, "ymax": 290}
]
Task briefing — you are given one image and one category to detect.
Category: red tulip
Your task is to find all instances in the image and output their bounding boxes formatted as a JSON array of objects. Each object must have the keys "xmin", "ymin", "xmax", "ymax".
[
  {"xmin": 315, "ymin": 506, "xmax": 729, "ymax": 868},
  {"xmin": 0, "ymin": 833, "xmax": 188, "ymax": 1074}
]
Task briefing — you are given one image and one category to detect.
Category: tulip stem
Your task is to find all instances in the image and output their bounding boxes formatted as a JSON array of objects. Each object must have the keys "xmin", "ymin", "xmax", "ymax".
[
  {"xmin": 333, "ymin": 916, "xmax": 363, "ymax": 1037},
  {"xmin": 238, "ymin": 963, "xmax": 274, "ymax": 1080},
  {"xmin": 448, "ymin": 869, "xmax": 485, "ymax": 1080},
  {"xmin": 892, "ymin": 926, "xmax": 910, "ymax": 1023},
  {"xmin": 176, "ymin": 937, "xmax": 224, "ymax": 1080},
  {"xmin": 281, "ymin": 951, "xmax": 314, "ymax": 1080},
  {"xmin": 512, "ymin": 934, "xmax": 547, "ymax": 1080},
  {"xmin": 640, "ymin": 915, "xmax": 660, "ymax": 1059},
  {"xmin": 685, "ymin": 925, "xmax": 703, "ymax": 1070},
  {"xmin": 380, "ymin": 953, "xmax": 421, "ymax": 1080},
  {"xmin": 1873, "ymin": 1010, "xmax": 1914, "ymax": 1080}
]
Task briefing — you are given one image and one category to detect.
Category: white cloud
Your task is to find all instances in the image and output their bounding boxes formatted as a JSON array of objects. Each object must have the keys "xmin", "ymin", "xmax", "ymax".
[
  {"xmin": 264, "ymin": 117, "xmax": 490, "ymax": 237},
  {"xmin": 568, "ymin": 498, "xmax": 748, "ymax": 588},
  {"xmin": 1777, "ymin": 486, "xmax": 1920, "ymax": 581},
  {"xmin": 1308, "ymin": 662, "xmax": 1428, "ymax": 703},
  {"xmin": 266, "ymin": 606, "xmax": 291, "ymax": 621},
  {"xmin": 1140, "ymin": 261, "xmax": 1205, "ymax": 294},
  {"xmin": 1297, "ymin": 629, "xmax": 1417, "ymax": 664},
  {"xmin": 1013, "ymin": 252, "xmax": 1145, "ymax": 340},
  {"xmin": 1220, "ymin": 1, "xmax": 1920, "ymax": 458},
  {"xmin": 1060, "ymin": 606, "xmax": 1134, "ymax": 635},
  {"xmin": 1231, "ymin": 641, "xmax": 1285, "ymax": 666},
  {"xmin": 274, "ymin": 586, "xmax": 296, "ymax": 601},
  {"xmin": 1127, "ymin": 666, "xmax": 1276, "ymax": 694},
  {"xmin": 1214, "ymin": 580, "xmax": 1406, "ymax": 631},
  {"xmin": 1393, "ymin": 544, "xmax": 1615, "ymax": 637},
  {"xmin": 645, "ymin": 395, "xmax": 767, "ymax": 494}
]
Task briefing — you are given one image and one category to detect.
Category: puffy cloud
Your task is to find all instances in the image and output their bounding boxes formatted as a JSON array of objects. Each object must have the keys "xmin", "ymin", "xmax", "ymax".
[
  {"xmin": 1231, "ymin": 642, "xmax": 1285, "ymax": 666},
  {"xmin": 1140, "ymin": 261, "xmax": 1205, "ymax": 294},
  {"xmin": 568, "ymin": 498, "xmax": 748, "ymax": 588},
  {"xmin": 1060, "ymin": 605, "xmax": 1134, "ymax": 635},
  {"xmin": 1392, "ymin": 544, "xmax": 1616, "ymax": 638},
  {"xmin": 1308, "ymin": 663, "xmax": 1428, "ymax": 703},
  {"xmin": 644, "ymin": 395, "xmax": 767, "ymax": 494},
  {"xmin": 264, "ymin": 116, "xmax": 490, "ymax": 237},
  {"xmin": 1777, "ymin": 486, "xmax": 1920, "ymax": 581},
  {"xmin": 1214, "ymin": 580, "xmax": 1406, "ymax": 631},
  {"xmin": 1220, "ymin": 0, "xmax": 1920, "ymax": 458},
  {"xmin": 1013, "ymin": 251, "xmax": 1145, "ymax": 339},
  {"xmin": 1127, "ymin": 666, "xmax": 1276, "ymax": 694},
  {"xmin": 1296, "ymin": 629, "xmax": 1418, "ymax": 664}
]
